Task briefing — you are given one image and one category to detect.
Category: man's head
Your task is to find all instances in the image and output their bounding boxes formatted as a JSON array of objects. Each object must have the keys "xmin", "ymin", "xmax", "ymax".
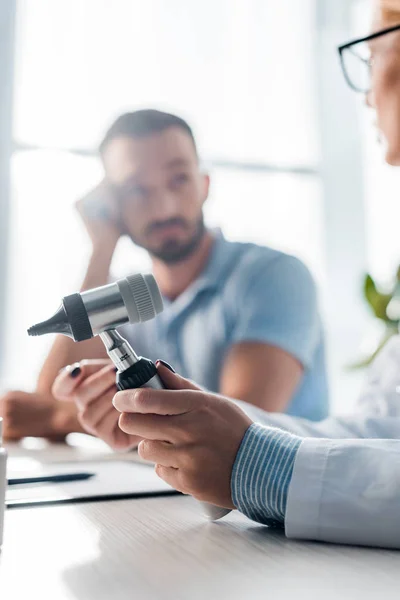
[{"xmin": 100, "ymin": 110, "xmax": 210, "ymax": 263}]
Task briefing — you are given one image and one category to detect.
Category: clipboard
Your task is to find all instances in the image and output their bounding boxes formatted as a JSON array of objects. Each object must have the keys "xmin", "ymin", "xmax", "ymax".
[{"xmin": 6, "ymin": 459, "xmax": 180, "ymax": 509}]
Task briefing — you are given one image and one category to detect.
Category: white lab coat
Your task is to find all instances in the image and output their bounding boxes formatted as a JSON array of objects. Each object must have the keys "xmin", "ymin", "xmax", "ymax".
[{"xmin": 236, "ymin": 336, "xmax": 400, "ymax": 548}]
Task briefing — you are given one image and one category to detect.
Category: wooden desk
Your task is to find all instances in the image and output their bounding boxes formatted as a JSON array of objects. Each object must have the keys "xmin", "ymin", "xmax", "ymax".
[{"xmin": 1, "ymin": 440, "xmax": 400, "ymax": 600}]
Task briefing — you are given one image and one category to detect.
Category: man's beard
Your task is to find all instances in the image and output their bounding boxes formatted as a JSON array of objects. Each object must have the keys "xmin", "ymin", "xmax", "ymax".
[{"xmin": 130, "ymin": 216, "xmax": 206, "ymax": 265}]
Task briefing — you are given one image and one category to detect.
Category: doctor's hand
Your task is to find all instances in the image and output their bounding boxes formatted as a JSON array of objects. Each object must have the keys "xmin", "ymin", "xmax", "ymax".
[
  {"xmin": 113, "ymin": 364, "xmax": 253, "ymax": 509},
  {"xmin": 52, "ymin": 359, "xmax": 140, "ymax": 451}
]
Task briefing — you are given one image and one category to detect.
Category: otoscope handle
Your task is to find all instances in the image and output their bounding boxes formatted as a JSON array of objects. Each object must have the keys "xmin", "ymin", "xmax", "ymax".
[
  {"xmin": 116, "ymin": 358, "xmax": 164, "ymax": 391},
  {"xmin": 116, "ymin": 359, "xmax": 231, "ymax": 521}
]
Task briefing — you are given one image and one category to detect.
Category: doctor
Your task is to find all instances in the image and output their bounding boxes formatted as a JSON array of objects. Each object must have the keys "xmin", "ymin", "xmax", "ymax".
[{"xmin": 54, "ymin": 0, "xmax": 400, "ymax": 548}]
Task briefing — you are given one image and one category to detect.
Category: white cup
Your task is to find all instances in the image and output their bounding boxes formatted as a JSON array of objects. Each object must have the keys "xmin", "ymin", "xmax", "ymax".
[{"xmin": 0, "ymin": 418, "xmax": 7, "ymax": 549}]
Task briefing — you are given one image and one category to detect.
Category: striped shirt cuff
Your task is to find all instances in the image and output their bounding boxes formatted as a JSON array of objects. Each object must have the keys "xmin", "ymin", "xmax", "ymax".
[{"xmin": 231, "ymin": 423, "xmax": 302, "ymax": 527}]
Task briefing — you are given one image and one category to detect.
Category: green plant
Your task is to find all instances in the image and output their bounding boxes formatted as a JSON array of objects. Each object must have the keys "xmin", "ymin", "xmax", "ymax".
[{"xmin": 349, "ymin": 267, "xmax": 400, "ymax": 368}]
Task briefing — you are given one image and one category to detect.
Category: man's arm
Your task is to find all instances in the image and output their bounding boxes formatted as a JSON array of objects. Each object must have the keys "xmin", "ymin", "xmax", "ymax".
[
  {"xmin": 36, "ymin": 183, "xmax": 121, "ymax": 397},
  {"xmin": 220, "ymin": 342, "xmax": 303, "ymax": 412},
  {"xmin": 0, "ymin": 183, "xmax": 122, "ymax": 440},
  {"xmin": 219, "ymin": 254, "xmax": 322, "ymax": 412},
  {"xmin": 36, "ymin": 249, "xmax": 113, "ymax": 397}
]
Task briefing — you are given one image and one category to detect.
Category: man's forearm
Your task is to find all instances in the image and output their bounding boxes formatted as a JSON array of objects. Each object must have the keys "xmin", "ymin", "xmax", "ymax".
[
  {"xmin": 36, "ymin": 248, "xmax": 113, "ymax": 395},
  {"xmin": 80, "ymin": 246, "xmax": 115, "ymax": 291},
  {"xmin": 220, "ymin": 343, "xmax": 303, "ymax": 413}
]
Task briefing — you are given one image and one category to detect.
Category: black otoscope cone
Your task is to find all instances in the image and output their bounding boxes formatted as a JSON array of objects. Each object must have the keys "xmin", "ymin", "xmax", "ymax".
[{"xmin": 27, "ymin": 305, "xmax": 73, "ymax": 338}]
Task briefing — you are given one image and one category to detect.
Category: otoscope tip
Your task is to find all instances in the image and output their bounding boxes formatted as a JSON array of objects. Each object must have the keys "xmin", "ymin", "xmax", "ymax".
[
  {"xmin": 27, "ymin": 325, "xmax": 40, "ymax": 337},
  {"xmin": 27, "ymin": 305, "xmax": 74, "ymax": 339}
]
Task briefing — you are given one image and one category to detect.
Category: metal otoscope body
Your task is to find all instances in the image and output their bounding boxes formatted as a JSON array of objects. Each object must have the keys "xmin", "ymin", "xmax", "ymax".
[
  {"xmin": 28, "ymin": 274, "xmax": 163, "ymax": 342},
  {"xmin": 28, "ymin": 273, "xmax": 230, "ymax": 520}
]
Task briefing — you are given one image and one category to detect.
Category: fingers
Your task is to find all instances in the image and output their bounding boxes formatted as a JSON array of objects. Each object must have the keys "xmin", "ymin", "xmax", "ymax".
[
  {"xmin": 77, "ymin": 393, "xmax": 140, "ymax": 451},
  {"xmin": 95, "ymin": 407, "xmax": 126, "ymax": 446},
  {"xmin": 113, "ymin": 388, "xmax": 202, "ymax": 416},
  {"xmin": 118, "ymin": 412, "xmax": 179, "ymax": 442},
  {"xmin": 156, "ymin": 362, "xmax": 202, "ymax": 391},
  {"xmin": 155, "ymin": 464, "xmax": 183, "ymax": 492},
  {"xmin": 76, "ymin": 181, "xmax": 120, "ymax": 227},
  {"xmin": 78, "ymin": 390, "xmax": 116, "ymax": 434},
  {"xmin": 52, "ymin": 359, "xmax": 112, "ymax": 401},
  {"xmin": 112, "ymin": 423, "xmax": 141, "ymax": 452},
  {"xmin": 74, "ymin": 364, "xmax": 116, "ymax": 410},
  {"xmin": 138, "ymin": 439, "xmax": 179, "ymax": 467}
]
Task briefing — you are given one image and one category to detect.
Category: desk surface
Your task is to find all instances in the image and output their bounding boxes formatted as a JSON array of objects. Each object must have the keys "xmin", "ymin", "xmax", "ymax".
[{"xmin": 1, "ymin": 440, "xmax": 400, "ymax": 600}]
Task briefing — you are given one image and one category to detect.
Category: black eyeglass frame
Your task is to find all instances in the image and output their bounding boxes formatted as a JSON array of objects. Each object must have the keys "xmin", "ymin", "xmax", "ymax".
[{"xmin": 338, "ymin": 23, "xmax": 400, "ymax": 92}]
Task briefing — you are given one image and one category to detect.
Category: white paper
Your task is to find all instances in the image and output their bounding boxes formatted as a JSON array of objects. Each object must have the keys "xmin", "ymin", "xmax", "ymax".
[{"xmin": 6, "ymin": 460, "xmax": 176, "ymax": 506}]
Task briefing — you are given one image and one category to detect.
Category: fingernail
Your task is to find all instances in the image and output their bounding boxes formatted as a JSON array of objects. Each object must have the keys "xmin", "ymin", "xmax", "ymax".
[
  {"xmin": 112, "ymin": 391, "xmax": 132, "ymax": 410},
  {"xmin": 156, "ymin": 359, "xmax": 176, "ymax": 373},
  {"xmin": 70, "ymin": 366, "xmax": 81, "ymax": 378}
]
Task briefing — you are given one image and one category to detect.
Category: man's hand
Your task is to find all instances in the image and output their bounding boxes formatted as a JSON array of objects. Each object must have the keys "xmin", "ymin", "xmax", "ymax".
[
  {"xmin": 113, "ymin": 364, "xmax": 253, "ymax": 509},
  {"xmin": 76, "ymin": 180, "xmax": 121, "ymax": 254},
  {"xmin": 52, "ymin": 360, "xmax": 140, "ymax": 451},
  {"xmin": 0, "ymin": 390, "xmax": 75, "ymax": 441}
]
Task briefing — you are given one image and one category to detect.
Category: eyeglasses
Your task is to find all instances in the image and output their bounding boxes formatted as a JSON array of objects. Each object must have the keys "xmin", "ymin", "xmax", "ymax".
[{"xmin": 338, "ymin": 23, "xmax": 400, "ymax": 93}]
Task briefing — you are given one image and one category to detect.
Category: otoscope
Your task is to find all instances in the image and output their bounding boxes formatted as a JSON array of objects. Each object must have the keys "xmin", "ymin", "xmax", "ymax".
[{"xmin": 28, "ymin": 273, "xmax": 231, "ymax": 521}]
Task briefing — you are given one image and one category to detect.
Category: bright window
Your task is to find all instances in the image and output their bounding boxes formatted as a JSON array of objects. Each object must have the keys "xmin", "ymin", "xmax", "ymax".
[{"xmin": 3, "ymin": 0, "xmax": 324, "ymax": 391}]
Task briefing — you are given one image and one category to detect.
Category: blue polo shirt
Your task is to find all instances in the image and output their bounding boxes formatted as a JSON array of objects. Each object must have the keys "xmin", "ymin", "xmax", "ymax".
[{"xmin": 121, "ymin": 231, "xmax": 329, "ymax": 421}]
